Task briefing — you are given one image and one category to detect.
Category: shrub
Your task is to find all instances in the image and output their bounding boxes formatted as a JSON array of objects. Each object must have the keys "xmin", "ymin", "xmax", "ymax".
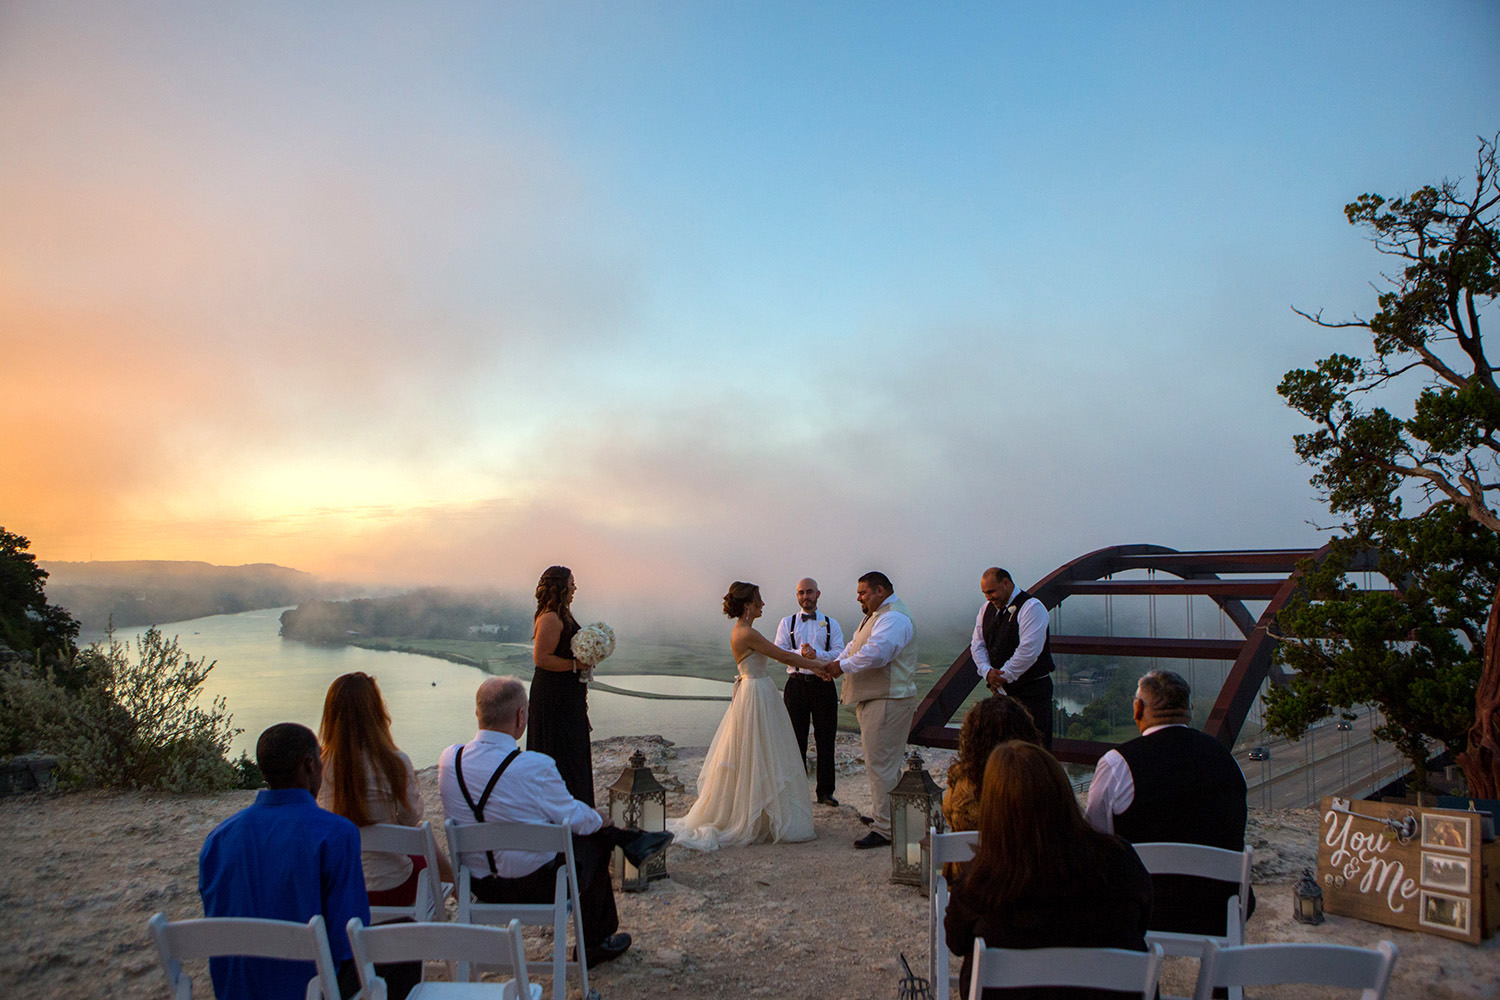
[{"xmin": 0, "ymin": 627, "xmax": 247, "ymax": 792}]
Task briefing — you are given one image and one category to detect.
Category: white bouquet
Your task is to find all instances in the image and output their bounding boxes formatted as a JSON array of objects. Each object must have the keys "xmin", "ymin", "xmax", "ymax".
[{"xmin": 571, "ymin": 622, "xmax": 615, "ymax": 684}]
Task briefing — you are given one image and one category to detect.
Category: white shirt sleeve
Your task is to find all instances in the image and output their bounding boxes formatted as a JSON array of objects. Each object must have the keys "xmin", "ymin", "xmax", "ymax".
[
  {"xmin": 837, "ymin": 607, "xmax": 914, "ymax": 674},
  {"xmin": 970, "ymin": 603, "xmax": 992, "ymax": 677},
  {"xmin": 999, "ymin": 597, "xmax": 1048, "ymax": 684},
  {"xmin": 825, "ymin": 616, "xmax": 845, "ymax": 657},
  {"xmin": 1084, "ymin": 749, "xmax": 1134, "ymax": 835},
  {"xmin": 773, "ymin": 614, "xmax": 795, "ymax": 651},
  {"xmin": 534, "ymin": 759, "xmax": 604, "ymax": 836}
]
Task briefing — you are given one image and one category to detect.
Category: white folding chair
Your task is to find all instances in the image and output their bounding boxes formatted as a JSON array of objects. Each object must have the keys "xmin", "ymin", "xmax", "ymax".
[
  {"xmin": 347, "ymin": 917, "xmax": 542, "ymax": 1000},
  {"xmin": 360, "ymin": 821, "xmax": 453, "ymax": 924},
  {"xmin": 444, "ymin": 819, "xmax": 588, "ymax": 1000},
  {"xmin": 969, "ymin": 940, "xmax": 1165, "ymax": 999},
  {"xmin": 147, "ymin": 912, "xmax": 342, "ymax": 1000},
  {"xmin": 927, "ymin": 827, "xmax": 978, "ymax": 1000},
  {"xmin": 1191, "ymin": 940, "xmax": 1398, "ymax": 1000},
  {"xmin": 1132, "ymin": 842, "xmax": 1252, "ymax": 1000}
]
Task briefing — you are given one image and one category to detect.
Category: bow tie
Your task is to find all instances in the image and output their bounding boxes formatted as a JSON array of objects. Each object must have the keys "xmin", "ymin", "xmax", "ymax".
[{"xmin": 800, "ymin": 613, "xmax": 816, "ymax": 622}]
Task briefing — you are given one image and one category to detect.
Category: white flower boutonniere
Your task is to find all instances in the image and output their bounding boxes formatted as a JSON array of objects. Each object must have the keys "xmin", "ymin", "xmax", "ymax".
[{"xmin": 1003, "ymin": 605, "xmax": 1018, "ymax": 622}]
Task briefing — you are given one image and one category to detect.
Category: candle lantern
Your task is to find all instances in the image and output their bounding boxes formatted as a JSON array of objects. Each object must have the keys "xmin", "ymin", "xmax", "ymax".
[
  {"xmin": 1293, "ymin": 867, "xmax": 1324, "ymax": 925},
  {"xmin": 889, "ymin": 750, "xmax": 945, "ymax": 887},
  {"xmin": 607, "ymin": 750, "xmax": 669, "ymax": 892}
]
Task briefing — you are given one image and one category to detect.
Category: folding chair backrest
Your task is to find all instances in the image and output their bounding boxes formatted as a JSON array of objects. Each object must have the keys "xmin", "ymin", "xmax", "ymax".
[
  {"xmin": 1131, "ymin": 842, "xmax": 1252, "ymax": 926},
  {"xmin": 970, "ymin": 940, "xmax": 1165, "ymax": 999},
  {"xmin": 444, "ymin": 819, "xmax": 586, "ymax": 1000},
  {"xmin": 1191, "ymin": 941, "xmax": 1398, "ymax": 1000},
  {"xmin": 148, "ymin": 912, "xmax": 340, "ymax": 1000},
  {"xmin": 359, "ymin": 821, "xmax": 448, "ymax": 923},
  {"xmin": 927, "ymin": 827, "xmax": 979, "ymax": 1000},
  {"xmin": 348, "ymin": 916, "xmax": 538, "ymax": 996}
]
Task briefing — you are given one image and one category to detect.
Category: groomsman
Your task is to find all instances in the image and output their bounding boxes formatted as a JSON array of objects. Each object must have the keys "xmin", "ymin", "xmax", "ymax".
[
  {"xmin": 774, "ymin": 577, "xmax": 845, "ymax": 807},
  {"xmin": 971, "ymin": 566, "xmax": 1056, "ymax": 747},
  {"xmin": 810, "ymin": 571, "xmax": 917, "ymax": 850}
]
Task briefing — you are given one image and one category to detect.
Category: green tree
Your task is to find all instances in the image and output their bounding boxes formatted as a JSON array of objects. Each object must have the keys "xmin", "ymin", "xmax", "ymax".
[
  {"xmin": 1276, "ymin": 135, "xmax": 1500, "ymax": 795},
  {"xmin": 0, "ymin": 527, "xmax": 79, "ymax": 662}
]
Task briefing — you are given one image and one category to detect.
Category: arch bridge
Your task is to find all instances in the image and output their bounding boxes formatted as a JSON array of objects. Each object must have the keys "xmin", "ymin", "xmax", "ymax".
[{"xmin": 907, "ymin": 544, "xmax": 1378, "ymax": 765}]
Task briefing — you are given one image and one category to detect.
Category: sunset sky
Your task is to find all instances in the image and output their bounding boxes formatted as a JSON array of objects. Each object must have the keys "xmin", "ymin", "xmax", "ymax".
[{"xmin": 3, "ymin": 2, "xmax": 1497, "ymax": 619}]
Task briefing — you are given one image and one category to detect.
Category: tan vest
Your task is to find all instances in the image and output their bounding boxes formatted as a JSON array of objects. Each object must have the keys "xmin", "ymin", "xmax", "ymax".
[{"xmin": 839, "ymin": 596, "xmax": 918, "ymax": 705}]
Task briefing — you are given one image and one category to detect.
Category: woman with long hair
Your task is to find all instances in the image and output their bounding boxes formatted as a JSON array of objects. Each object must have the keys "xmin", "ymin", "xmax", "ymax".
[
  {"xmin": 317, "ymin": 672, "xmax": 453, "ymax": 905},
  {"xmin": 940, "ymin": 695, "xmax": 1042, "ymax": 881},
  {"xmin": 667, "ymin": 582, "xmax": 815, "ymax": 850},
  {"xmin": 527, "ymin": 565, "xmax": 595, "ymax": 805},
  {"xmin": 944, "ymin": 741, "xmax": 1152, "ymax": 999}
]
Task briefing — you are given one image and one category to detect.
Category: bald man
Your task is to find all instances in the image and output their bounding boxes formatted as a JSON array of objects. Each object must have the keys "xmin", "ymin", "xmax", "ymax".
[{"xmin": 773, "ymin": 577, "xmax": 845, "ymax": 806}]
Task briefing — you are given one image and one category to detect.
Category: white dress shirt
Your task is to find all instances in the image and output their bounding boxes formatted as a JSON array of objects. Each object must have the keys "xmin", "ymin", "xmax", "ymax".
[
  {"xmin": 438, "ymin": 729, "xmax": 602, "ymax": 878},
  {"xmin": 773, "ymin": 610, "xmax": 845, "ymax": 675},
  {"xmin": 835, "ymin": 596, "xmax": 914, "ymax": 674},
  {"xmin": 970, "ymin": 596, "xmax": 1049, "ymax": 684},
  {"xmin": 1083, "ymin": 723, "xmax": 1185, "ymax": 835}
]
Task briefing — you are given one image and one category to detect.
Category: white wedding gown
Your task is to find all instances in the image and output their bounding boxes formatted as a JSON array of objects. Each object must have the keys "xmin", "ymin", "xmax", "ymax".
[{"xmin": 668, "ymin": 651, "xmax": 816, "ymax": 851}]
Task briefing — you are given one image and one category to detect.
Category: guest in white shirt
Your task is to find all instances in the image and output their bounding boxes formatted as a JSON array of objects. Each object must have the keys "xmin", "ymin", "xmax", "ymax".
[
  {"xmin": 438, "ymin": 677, "xmax": 671, "ymax": 968},
  {"xmin": 969, "ymin": 566, "xmax": 1057, "ymax": 747},
  {"xmin": 774, "ymin": 577, "xmax": 845, "ymax": 806}
]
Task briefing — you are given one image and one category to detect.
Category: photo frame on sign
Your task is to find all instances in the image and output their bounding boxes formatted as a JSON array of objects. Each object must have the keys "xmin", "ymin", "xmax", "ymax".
[
  {"xmin": 1420, "ymin": 813, "xmax": 1470, "ymax": 852},
  {"xmin": 1419, "ymin": 852, "xmax": 1470, "ymax": 892},
  {"xmin": 1419, "ymin": 891, "xmax": 1470, "ymax": 934}
]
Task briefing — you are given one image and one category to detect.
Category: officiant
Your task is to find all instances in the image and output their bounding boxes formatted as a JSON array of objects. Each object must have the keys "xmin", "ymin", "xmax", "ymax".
[{"xmin": 774, "ymin": 577, "xmax": 845, "ymax": 807}]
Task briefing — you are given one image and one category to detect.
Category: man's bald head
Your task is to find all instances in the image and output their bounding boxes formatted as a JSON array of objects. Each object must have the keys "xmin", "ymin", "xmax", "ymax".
[{"xmin": 476, "ymin": 676, "xmax": 528, "ymax": 734}]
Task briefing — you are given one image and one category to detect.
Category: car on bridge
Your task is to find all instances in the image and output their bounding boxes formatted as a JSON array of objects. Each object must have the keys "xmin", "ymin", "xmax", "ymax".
[
  {"xmin": 1336, "ymin": 720, "xmax": 1352, "ymax": 731},
  {"xmin": 1247, "ymin": 746, "xmax": 1270, "ymax": 761}
]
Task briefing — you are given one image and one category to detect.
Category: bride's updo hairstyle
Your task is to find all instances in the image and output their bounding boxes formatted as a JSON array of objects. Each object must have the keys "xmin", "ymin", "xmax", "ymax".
[{"xmin": 723, "ymin": 582, "xmax": 760, "ymax": 619}]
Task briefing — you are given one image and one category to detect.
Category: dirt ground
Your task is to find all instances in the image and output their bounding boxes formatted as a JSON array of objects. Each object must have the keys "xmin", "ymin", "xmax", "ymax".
[{"xmin": 1, "ymin": 734, "xmax": 1496, "ymax": 999}]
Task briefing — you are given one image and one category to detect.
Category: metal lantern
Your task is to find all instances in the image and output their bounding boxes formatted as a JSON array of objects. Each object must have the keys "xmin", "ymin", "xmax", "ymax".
[
  {"xmin": 889, "ymin": 750, "xmax": 945, "ymax": 887},
  {"xmin": 1293, "ymin": 867, "xmax": 1325, "ymax": 925},
  {"xmin": 607, "ymin": 750, "xmax": 669, "ymax": 892}
]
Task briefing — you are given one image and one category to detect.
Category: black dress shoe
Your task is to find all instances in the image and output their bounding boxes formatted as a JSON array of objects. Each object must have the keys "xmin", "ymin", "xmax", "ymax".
[
  {"xmin": 857, "ymin": 813, "xmax": 874, "ymax": 825},
  {"xmin": 584, "ymin": 932, "xmax": 631, "ymax": 968},
  {"xmin": 622, "ymin": 830, "xmax": 674, "ymax": 868},
  {"xmin": 854, "ymin": 831, "xmax": 891, "ymax": 849},
  {"xmin": 816, "ymin": 795, "xmax": 840, "ymax": 806}
]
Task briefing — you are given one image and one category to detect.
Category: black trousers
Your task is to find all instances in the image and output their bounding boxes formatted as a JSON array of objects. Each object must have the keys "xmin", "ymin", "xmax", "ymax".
[
  {"xmin": 1008, "ymin": 674, "xmax": 1054, "ymax": 750},
  {"xmin": 471, "ymin": 828, "xmax": 632, "ymax": 949},
  {"xmin": 783, "ymin": 672, "xmax": 838, "ymax": 799}
]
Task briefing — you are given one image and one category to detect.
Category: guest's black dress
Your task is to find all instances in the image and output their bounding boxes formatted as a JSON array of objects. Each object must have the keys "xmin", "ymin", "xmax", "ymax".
[
  {"xmin": 944, "ymin": 837, "xmax": 1153, "ymax": 1000},
  {"xmin": 527, "ymin": 617, "xmax": 594, "ymax": 805}
]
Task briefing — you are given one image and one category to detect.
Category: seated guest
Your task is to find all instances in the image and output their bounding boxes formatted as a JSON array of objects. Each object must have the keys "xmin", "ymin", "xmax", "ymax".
[
  {"xmin": 1084, "ymin": 669, "xmax": 1254, "ymax": 935},
  {"xmin": 945, "ymin": 742, "xmax": 1151, "ymax": 1000},
  {"xmin": 941, "ymin": 695, "xmax": 1042, "ymax": 881},
  {"xmin": 200, "ymin": 722, "xmax": 416, "ymax": 1000},
  {"xmin": 439, "ymin": 677, "xmax": 671, "ymax": 968},
  {"xmin": 318, "ymin": 671, "xmax": 455, "ymax": 907}
]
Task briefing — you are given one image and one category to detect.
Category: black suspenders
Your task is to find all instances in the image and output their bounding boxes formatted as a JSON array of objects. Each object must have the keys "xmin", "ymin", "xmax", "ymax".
[
  {"xmin": 453, "ymin": 744, "xmax": 523, "ymax": 875},
  {"xmin": 786, "ymin": 614, "xmax": 834, "ymax": 655}
]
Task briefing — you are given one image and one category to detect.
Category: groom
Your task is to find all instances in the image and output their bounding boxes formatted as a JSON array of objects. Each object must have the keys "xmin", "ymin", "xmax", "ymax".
[{"xmin": 807, "ymin": 571, "xmax": 916, "ymax": 850}]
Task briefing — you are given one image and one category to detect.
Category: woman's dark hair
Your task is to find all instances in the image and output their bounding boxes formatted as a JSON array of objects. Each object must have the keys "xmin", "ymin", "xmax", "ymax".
[
  {"xmin": 962, "ymin": 741, "xmax": 1121, "ymax": 904},
  {"xmin": 534, "ymin": 565, "xmax": 578, "ymax": 630},
  {"xmin": 318, "ymin": 672, "xmax": 408, "ymax": 828},
  {"xmin": 723, "ymin": 582, "xmax": 761, "ymax": 619},
  {"xmin": 954, "ymin": 695, "xmax": 1043, "ymax": 792}
]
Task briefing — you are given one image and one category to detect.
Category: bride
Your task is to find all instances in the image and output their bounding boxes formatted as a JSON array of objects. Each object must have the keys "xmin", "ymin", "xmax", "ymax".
[{"xmin": 669, "ymin": 582, "xmax": 817, "ymax": 850}]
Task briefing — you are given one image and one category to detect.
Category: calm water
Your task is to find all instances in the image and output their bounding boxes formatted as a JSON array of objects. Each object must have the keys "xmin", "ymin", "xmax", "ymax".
[{"xmin": 88, "ymin": 609, "xmax": 734, "ymax": 767}]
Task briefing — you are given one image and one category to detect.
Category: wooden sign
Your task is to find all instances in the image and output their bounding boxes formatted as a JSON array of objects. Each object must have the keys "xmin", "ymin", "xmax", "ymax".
[{"xmin": 1318, "ymin": 796, "xmax": 1485, "ymax": 944}]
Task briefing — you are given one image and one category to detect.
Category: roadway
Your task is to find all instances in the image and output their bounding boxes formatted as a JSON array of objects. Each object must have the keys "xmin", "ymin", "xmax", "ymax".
[{"xmin": 1237, "ymin": 710, "xmax": 1410, "ymax": 810}]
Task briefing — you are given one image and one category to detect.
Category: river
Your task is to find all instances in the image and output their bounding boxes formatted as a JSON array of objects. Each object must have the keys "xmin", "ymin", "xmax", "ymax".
[{"xmin": 87, "ymin": 609, "xmax": 734, "ymax": 767}]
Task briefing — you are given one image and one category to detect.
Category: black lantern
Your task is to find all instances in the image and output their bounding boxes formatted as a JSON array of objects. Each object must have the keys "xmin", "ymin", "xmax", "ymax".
[
  {"xmin": 889, "ymin": 750, "xmax": 945, "ymax": 887},
  {"xmin": 1293, "ymin": 867, "xmax": 1325, "ymax": 925},
  {"xmin": 607, "ymin": 750, "xmax": 669, "ymax": 892}
]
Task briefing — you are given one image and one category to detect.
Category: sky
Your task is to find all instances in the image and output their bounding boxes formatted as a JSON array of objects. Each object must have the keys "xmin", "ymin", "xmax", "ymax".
[{"xmin": 2, "ymin": 1, "xmax": 1497, "ymax": 624}]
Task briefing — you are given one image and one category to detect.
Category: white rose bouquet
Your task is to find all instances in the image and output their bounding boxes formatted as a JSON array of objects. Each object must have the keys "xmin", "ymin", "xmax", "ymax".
[{"xmin": 571, "ymin": 622, "xmax": 615, "ymax": 684}]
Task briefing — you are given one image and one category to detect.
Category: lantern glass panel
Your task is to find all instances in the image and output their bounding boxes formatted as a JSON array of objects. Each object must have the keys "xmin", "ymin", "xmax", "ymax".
[
  {"xmin": 644, "ymin": 796, "xmax": 666, "ymax": 832},
  {"xmin": 903, "ymin": 802, "xmax": 926, "ymax": 867}
]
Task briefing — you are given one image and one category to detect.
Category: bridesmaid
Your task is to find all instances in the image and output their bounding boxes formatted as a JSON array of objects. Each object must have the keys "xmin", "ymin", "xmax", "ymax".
[{"xmin": 526, "ymin": 565, "xmax": 595, "ymax": 805}]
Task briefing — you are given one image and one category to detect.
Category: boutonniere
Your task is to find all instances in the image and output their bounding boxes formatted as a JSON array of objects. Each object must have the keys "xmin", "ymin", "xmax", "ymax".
[{"xmin": 1004, "ymin": 605, "xmax": 1018, "ymax": 621}]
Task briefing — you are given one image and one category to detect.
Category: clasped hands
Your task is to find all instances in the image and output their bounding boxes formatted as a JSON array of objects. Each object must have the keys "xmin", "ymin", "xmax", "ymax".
[{"xmin": 798, "ymin": 643, "xmax": 841, "ymax": 679}]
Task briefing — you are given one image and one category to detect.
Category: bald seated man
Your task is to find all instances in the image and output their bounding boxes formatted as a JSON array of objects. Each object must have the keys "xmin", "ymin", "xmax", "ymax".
[
  {"xmin": 439, "ymin": 677, "xmax": 673, "ymax": 968},
  {"xmin": 773, "ymin": 577, "xmax": 845, "ymax": 805}
]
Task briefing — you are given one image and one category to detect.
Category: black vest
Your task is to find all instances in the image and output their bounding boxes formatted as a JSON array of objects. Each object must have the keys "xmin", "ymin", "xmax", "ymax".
[
  {"xmin": 982, "ymin": 589, "xmax": 1054, "ymax": 686},
  {"xmin": 1113, "ymin": 726, "xmax": 1251, "ymax": 934}
]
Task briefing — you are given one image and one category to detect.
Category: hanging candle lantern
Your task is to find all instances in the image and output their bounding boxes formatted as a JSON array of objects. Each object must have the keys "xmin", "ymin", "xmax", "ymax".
[
  {"xmin": 889, "ymin": 750, "xmax": 945, "ymax": 887},
  {"xmin": 607, "ymin": 749, "xmax": 669, "ymax": 892}
]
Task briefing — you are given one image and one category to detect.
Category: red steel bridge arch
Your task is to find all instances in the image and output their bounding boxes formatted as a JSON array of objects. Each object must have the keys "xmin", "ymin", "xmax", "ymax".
[{"xmin": 907, "ymin": 544, "xmax": 1378, "ymax": 766}]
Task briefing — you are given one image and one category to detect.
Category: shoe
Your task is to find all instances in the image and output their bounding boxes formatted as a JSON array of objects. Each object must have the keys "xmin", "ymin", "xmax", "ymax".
[
  {"xmin": 816, "ymin": 795, "xmax": 840, "ymax": 807},
  {"xmin": 583, "ymin": 932, "xmax": 631, "ymax": 968},
  {"xmin": 857, "ymin": 814, "xmax": 874, "ymax": 826},
  {"xmin": 854, "ymin": 831, "xmax": 891, "ymax": 849},
  {"xmin": 622, "ymin": 830, "xmax": 674, "ymax": 869}
]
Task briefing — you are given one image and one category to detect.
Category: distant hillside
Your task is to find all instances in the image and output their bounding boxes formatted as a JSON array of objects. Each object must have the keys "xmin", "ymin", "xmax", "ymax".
[
  {"xmin": 280, "ymin": 589, "xmax": 531, "ymax": 644},
  {"xmin": 42, "ymin": 560, "xmax": 325, "ymax": 629}
]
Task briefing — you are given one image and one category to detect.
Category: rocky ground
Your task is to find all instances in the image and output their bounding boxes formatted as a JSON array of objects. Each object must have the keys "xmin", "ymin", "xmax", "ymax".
[{"xmin": 1, "ymin": 734, "xmax": 1496, "ymax": 998}]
